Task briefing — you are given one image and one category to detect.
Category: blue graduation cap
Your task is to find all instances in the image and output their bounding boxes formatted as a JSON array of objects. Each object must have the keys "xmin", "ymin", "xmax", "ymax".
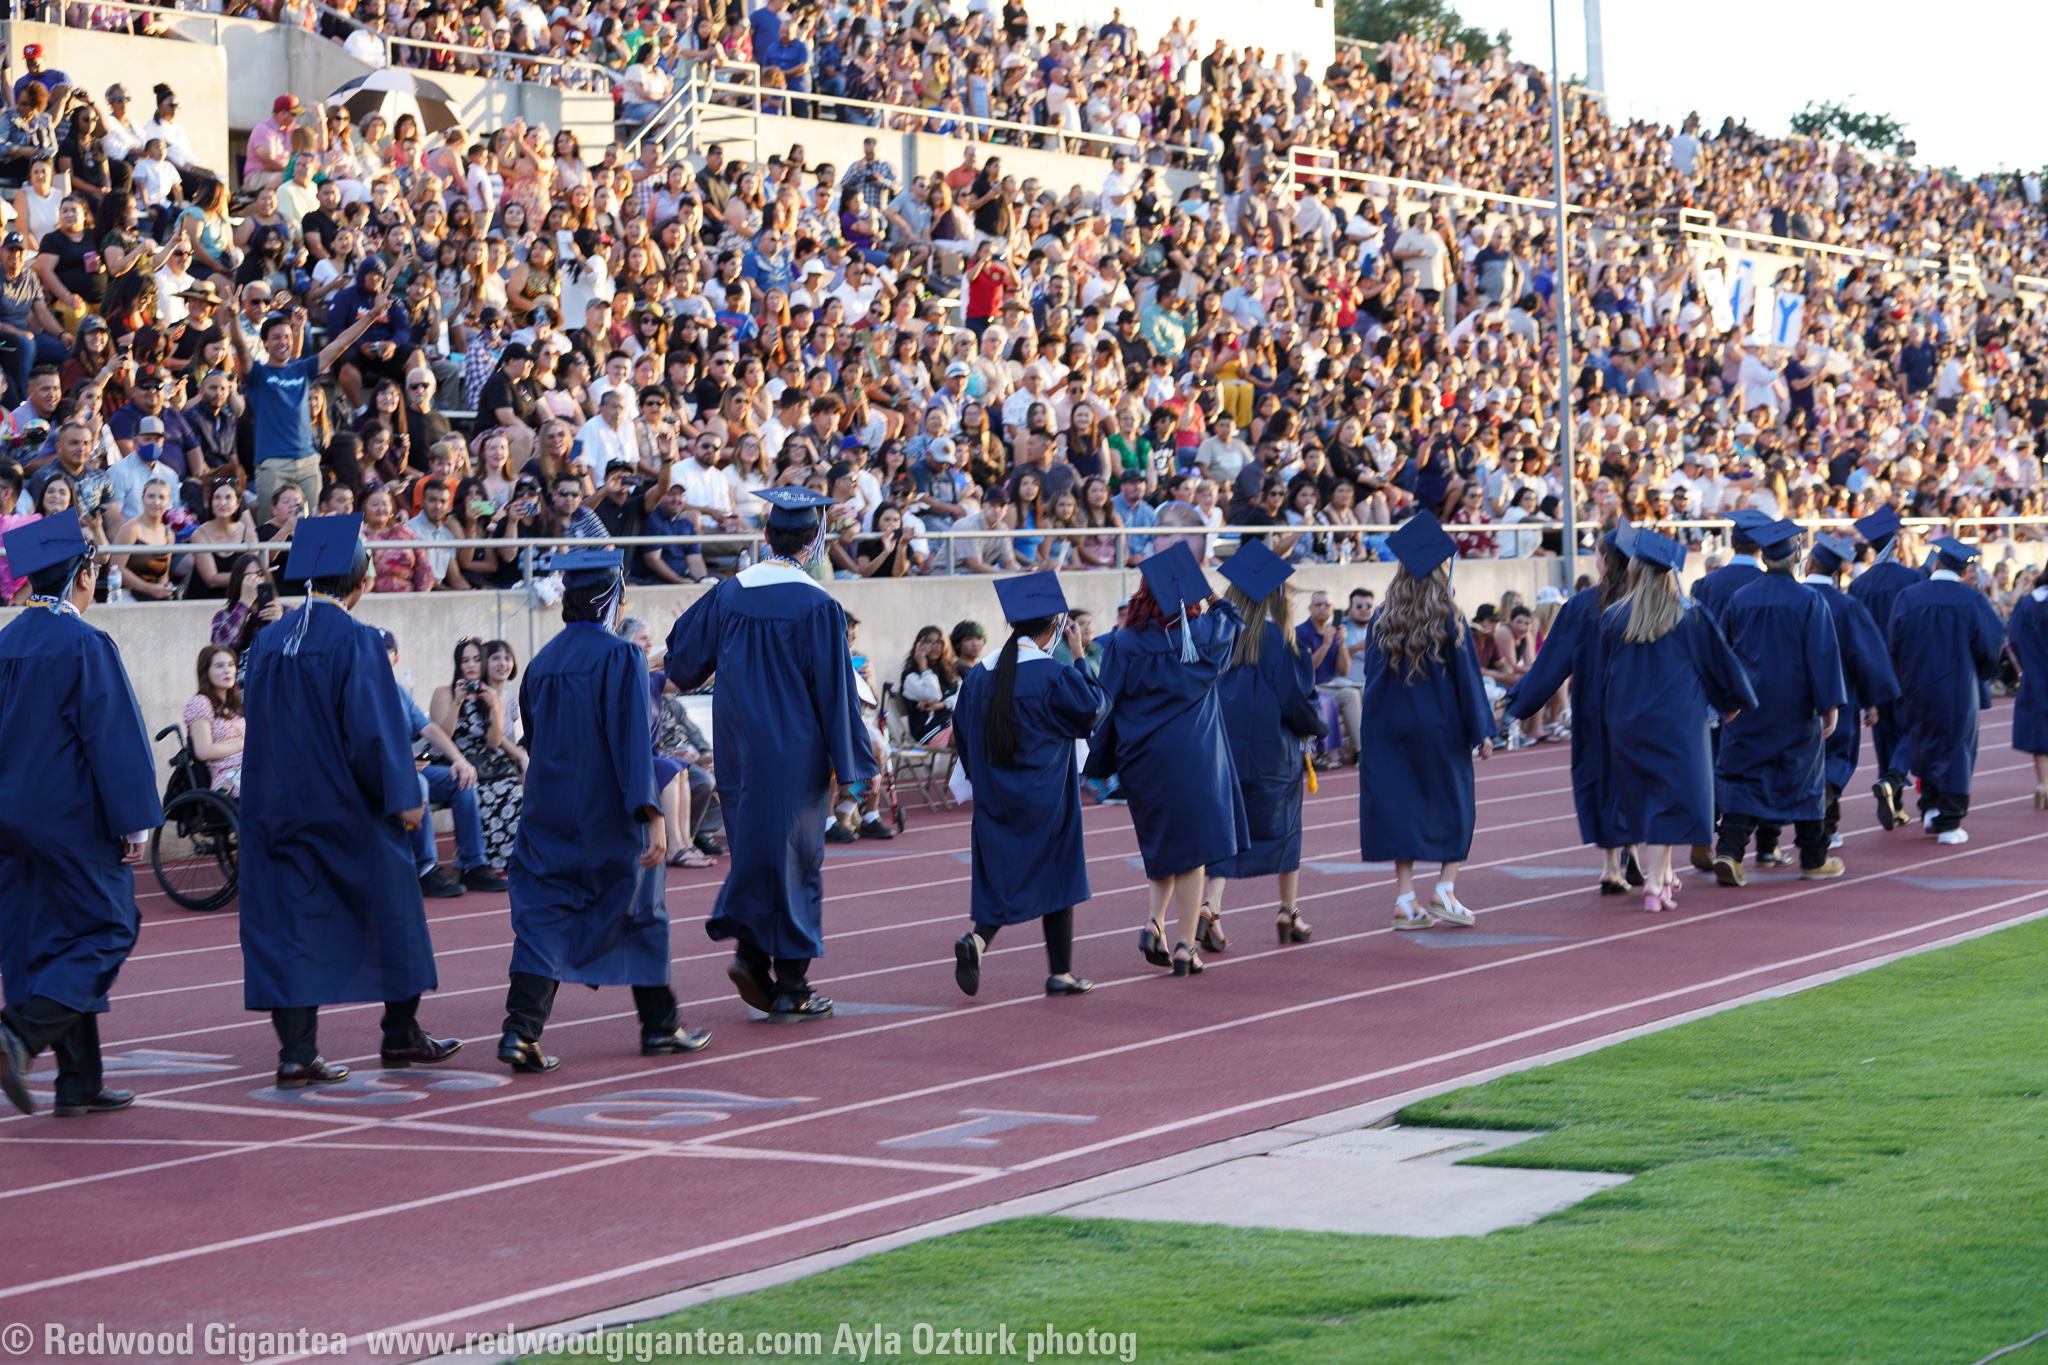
[
  {"xmin": 1, "ymin": 508, "xmax": 91, "ymax": 579},
  {"xmin": 756, "ymin": 485, "xmax": 836, "ymax": 529},
  {"xmin": 281, "ymin": 514, "xmax": 365, "ymax": 582},
  {"xmin": 1724, "ymin": 507, "xmax": 1775, "ymax": 545},
  {"xmin": 1217, "ymin": 537, "xmax": 1293, "ymax": 602},
  {"xmin": 992, "ymin": 570, "xmax": 1068, "ymax": 623},
  {"xmin": 1931, "ymin": 536, "xmax": 1980, "ymax": 567},
  {"xmin": 1809, "ymin": 534, "xmax": 1856, "ymax": 572},
  {"xmin": 1385, "ymin": 511, "xmax": 1457, "ymax": 579},
  {"xmin": 1753, "ymin": 518, "xmax": 1805, "ymax": 558},
  {"xmin": 1137, "ymin": 541, "xmax": 1211, "ymax": 618},
  {"xmin": 1629, "ymin": 527, "xmax": 1688, "ymax": 572},
  {"xmin": 1602, "ymin": 518, "xmax": 1632, "ymax": 551},
  {"xmin": 1854, "ymin": 505, "xmax": 1901, "ymax": 546},
  {"xmin": 541, "ymin": 547, "xmax": 624, "ymax": 588}
]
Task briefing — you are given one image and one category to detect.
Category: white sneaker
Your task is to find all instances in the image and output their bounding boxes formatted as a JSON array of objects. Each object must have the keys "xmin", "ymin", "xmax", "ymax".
[
  {"xmin": 1937, "ymin": 828, "xmax": 1969, "ymax": 846},
  {"xmin": 1923, "ymin": 811, "xmax": 1938, "ymax": 833},
  {"xmin": 1828, "ymin": 834, "xmax": 1844, "ymax": 849}
]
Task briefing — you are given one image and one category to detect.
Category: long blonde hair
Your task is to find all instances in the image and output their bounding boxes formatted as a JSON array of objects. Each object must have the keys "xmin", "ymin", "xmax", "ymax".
[
  {"xmin": 1225, "ymin": 583, "xmax": 1299, "ymax": 668},
  {"xmin": 1621, "ymin": 559, "xmax": 1685, "ymax": 643},
  {"xmin": 1374, "ymin": 561, "xmax": 1466, "ymax": 681}
]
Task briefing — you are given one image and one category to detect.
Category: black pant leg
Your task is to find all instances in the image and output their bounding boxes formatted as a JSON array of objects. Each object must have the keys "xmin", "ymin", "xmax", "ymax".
[
  {"xmin": 1793, "ymin": 819, "xmax": 1831, "ymax": 869},
  {"xmin": 1824, "ymin": 782, "xmax": 1842, "ymax": 840},
  {"xmin": 1934, "ymin": 786, "xmax": 1969, "ymax": 832},
  {"xmin": 379, "ymin": 994, "xmax": 423, "ymax": 1050},
  {"xmin": 632, "ymin": 985, "xmax": 679, "ymax": 1035},
  {"xmin": 502, "ymin": 972, "xmax": 559, "ymax": 1042},
  {"xmin": 1756, "ymin": 824, "xmax": 1782, "ymax": 857},
  {"xmin": 270, "ymin": 1006, "xmax": 320, "ymax": 1066},
  {"xmin": 771, "ymin": 958, "xmax": 811, "ymax": 996},
  {"xmin": 1042, "ymin": 908, "xmax": 1075, "ymax": 977},
  {"xmin": 1716, "ymin": 812, "xmax": 1757, "ymax": 861},
  {"xmin": 2, "ymin": 995, "xmax": 86, "ymax": 1056},
  {"xmin": 47, "ymin": 1012, "xmax": 105, "ymax": 1107},
  {"xmin": 971, "ymin": 922, "xmax": 1002, "ymax": 947}
]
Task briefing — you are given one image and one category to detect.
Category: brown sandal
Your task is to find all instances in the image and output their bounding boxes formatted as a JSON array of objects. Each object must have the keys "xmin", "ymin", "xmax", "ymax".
[{"xmin": 1275, "ymin": 906, "xmax": 1312, "ymax": 944}]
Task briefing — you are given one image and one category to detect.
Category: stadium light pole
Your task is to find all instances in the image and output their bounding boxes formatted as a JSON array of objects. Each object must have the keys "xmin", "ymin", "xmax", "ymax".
[{"xmin": 1548, "ymin": 0, "xmax": 1579, "ymax": 589}]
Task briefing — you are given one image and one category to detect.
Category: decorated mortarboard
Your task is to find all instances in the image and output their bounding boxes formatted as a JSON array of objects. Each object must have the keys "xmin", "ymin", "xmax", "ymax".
[
  {"xmin": 992, "ymin": 570, "xmax": 1069, "ymax": 624},
  {"xmin": 1854, "ymin": 505, "xmax": 1902, "ymax": 545},
  {"xmin": 540, "ymin": 547, "xmax": 624, "ymax": 588},
  {"xmin": 1931, "ymin": 535, "xmax": 1980, "ymax": 566},
  {"xmin": 0, "ymin": 508, "xmax": 91, "ymax": 579},
  {"xmin": 1136, "ymin": 541, "xmax": 1212, "ymax": 619},
  {"xmin": 1628, "ymin": 527, "xmax": 1688, "ymax": 572},
  {"xmin": 1384, "ymin": 510, "xmax": 1457, "ymax": 579},
  {"xmin": 1217, "ymin": 537, "xmax": 1293, "ymax": 602},
  {"xmin": 1809, "ymin": 534, "xmax": 1856, "ymax": 570},
  {"xmin": 1753, "ymin": 518, "xmax": 1805, "ymax": 558},
  {"xmin": 281, "ymin": 514, "xmax": 365, "ymax": 582},
  {"xmin": 754, "ymin": 485, "xmax": 837, "ymax": 528}
]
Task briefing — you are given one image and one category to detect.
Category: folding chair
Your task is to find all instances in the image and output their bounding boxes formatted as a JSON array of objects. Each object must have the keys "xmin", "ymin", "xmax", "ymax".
[{"xmin": 879, "ymin": 682, "xmax": 957, "ymax": 814}]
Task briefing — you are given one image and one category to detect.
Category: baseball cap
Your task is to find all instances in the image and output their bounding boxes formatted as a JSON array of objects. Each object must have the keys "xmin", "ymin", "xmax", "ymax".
[{"xmin": 274, "ymin": 95, "xmax": 304, "ymax": 114}]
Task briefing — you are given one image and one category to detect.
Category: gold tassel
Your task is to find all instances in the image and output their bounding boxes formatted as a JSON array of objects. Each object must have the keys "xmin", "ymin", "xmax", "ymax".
[{"xmin": 1304, "ymin": 750, "xmax": 1319, "ymax": 794}]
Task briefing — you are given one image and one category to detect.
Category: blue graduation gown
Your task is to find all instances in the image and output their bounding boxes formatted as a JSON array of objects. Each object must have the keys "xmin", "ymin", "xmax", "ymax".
[
  {"xmin": 1356, "ymin": 625, "xmax": 1495, "ymax": 864},
  {"xmin": 1848, "ymin": 557, "xmax": 1923, "ymax": 776},
  {"xmin": 0, "ymin": 607, "xmax": 161, "ymax": 1013},
  {"xmin": 1715, "ymin": 574, "xmax": 1848, "ymax": 822},
  {"xmin": 1084, "ymin": 603, "xmax": 1247, "ymax": 879},
  {"xmin": 664, "ymin": 565, "xmax": 876, "ymax": 960},
  {"xmin": 1600, "ymin": 602, "xmax": 1757, "ymax": 846},
  {"xmin": 509, "ymin": 624, "xmax": 667, "ymax": 986},
  {"xmin": 1887, "ymin": 577, "xmax": 2006, "ymax": 794},
  {"xmin": 240, "ymin": 599, "xmax": 438, "ymax": 1009},
  {"xmin": 952, "ymin": 649, "xmax": 1104, "ymax": 925},
  {"xmin": 1208, "ymin": 623, "xmax": 1327, "ymax": 878},
  {"xmin": 1503, "ymin": 587, "xmax": 1629, "ymax": 849},
  {"xmin": 1807, "ymin": 577, "xmax": 1901, "ymax": 789},
  {"xmin": 2011, "ymin": 591, "xmax": 2048, "ymax": 756},
  {"xmin": 1690, "ymin": 559, "xmax": 1763, "ymax": 622}
]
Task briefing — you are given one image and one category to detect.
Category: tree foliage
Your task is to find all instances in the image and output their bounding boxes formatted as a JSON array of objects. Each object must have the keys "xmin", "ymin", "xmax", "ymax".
[
  {"xmin": 1334, "ymin": 0, "xmax": 1508, "ymax": 65},
  {"xmin": 1788, "ymin": 99, "xmax": 1908, "ymax": 155}
]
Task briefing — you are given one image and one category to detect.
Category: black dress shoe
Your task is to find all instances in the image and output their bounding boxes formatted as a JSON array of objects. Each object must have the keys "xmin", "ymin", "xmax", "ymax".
[
  {"xmin": 461, "ymin": 865, "xmax": 509, "ymax": 893},
  {"xmin": 823, "ymin": 824, "xmax": 857, "ymax": 844},
  {"xmin": 953, "ymin": 932, "xmax": 983, "ymax": 997},
  {"xmin": 764, "ymin": 992, "xmax": 834, "ymax": 1023},
  {"xmin": 0, "ymin": 1020, "xmax": 34, "ymax": 1116},
  {"xmin": 381, "ymin": 1035, "xmax": 463, "ymax": 1067},
  {"xmin": 419, "ymin": 866, "xmax": 466, "ymax": 898},
  {"xmin": 496, "ymin": 1031, "xmax": 560, "ymax": 1073},
  {"xmin": 726, "ymin": 954, "xmax": 774, "ymax": 1012},
  {"xmin": 1045, "ymin": 974, "xmax": 1094, "ymax": 997},
  {"xmin": 276, "ymin": 1058, "xmax": 350, "ymax": 1088},
  {"xmin": 641, "ymin": 1027, "xmax": 713, "ymax": 1055},
  {"xmin": 55, "ymin": 1088, "xmax": 135, "ymax": 1117},
  {"xmin": 857, "ymin": 819, "xmax": 895, "ymax": 840},
  {"xmin": 695, "ymin": 834, "xmax": 728, "ymax": 857}
]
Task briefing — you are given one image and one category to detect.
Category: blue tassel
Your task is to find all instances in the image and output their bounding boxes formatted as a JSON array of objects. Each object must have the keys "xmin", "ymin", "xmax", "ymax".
[
  {"xmin": 283, "ymin": 592, "xmax": 316, "ymax": 657},
  {"xmin": 1177, "ymin": 609, "xmax": 1197, "ymax": 662}
]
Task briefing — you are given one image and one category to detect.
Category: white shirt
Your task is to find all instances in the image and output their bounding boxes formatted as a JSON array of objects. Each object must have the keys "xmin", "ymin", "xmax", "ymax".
[
  {"xmin": 138, "ymin": 118, "xmax": 198, "ymax": 168},
  {"xmin": 102, "ymin": 117, "xmax": 145, "ymax": 163},
  {"xmin": 131, "ymin": 157, "xmax": 180, "ymax": 208},
  {"xmin": 154, "ymin": 266, "xmax": 196, "ymax": 325},
  {"xmin": 671, "ymin": 455, "xmax": 732, "ymax": 518},
  {"xmin": 342, "ymin": 27, "xmax": 389, "ymax": 66},
  {"xmin": 404, "ymin": 511, "xmax": 456, "ymax": 578},
  {"xmin": 107, "ymin": 451, "xmax": 179, "ymax": 522},
  {"xmin": 1097, "ymin": 170, "xmax": 1133, "ymax": 222},
  {"xmin": 574, "ymin": 413, "xmax": 634, "ymax": 480}
]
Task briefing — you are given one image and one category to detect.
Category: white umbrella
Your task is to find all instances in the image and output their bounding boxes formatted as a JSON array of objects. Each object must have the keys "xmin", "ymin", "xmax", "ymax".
[{"xmin": 324, "ymin": 70, "xmax": 460, "ymax": 134}]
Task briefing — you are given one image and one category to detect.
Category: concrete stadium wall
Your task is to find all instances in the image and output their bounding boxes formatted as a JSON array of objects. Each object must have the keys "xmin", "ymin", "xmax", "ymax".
[
  {"xmin": 1, "ymin": 21, "xmax": 229, "ymax": 173},
  {"xmin": 7, "ymin": 559, "xmax": 1562, "ymax": 759}
]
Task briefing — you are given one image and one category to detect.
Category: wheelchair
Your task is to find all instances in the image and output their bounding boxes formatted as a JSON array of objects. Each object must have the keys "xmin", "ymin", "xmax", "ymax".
[{"xmin": 151, "ymin": 725, "xmax": 240, "ymax": 912}]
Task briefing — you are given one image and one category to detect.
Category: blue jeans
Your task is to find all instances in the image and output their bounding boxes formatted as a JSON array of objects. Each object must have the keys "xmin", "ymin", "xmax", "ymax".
[
  {"xmin": 416, "ymin": 766, "xmax": 486, "ymax": 873},
  {"xmin": 620, "ymin": 99, "xmax": 663, "ymax": 124}
]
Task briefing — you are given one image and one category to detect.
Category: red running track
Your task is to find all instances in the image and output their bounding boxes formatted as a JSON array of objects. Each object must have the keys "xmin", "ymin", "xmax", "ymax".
[{"xmin": 5, "ymin": 704, "xmax": 2046, "ymax": 1362}]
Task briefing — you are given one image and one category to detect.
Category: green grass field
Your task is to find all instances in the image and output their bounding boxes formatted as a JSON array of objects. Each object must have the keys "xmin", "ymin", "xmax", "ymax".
[{"xmin": 528, "ymin": 917, "xmax": 2048, "ymax": 1364}]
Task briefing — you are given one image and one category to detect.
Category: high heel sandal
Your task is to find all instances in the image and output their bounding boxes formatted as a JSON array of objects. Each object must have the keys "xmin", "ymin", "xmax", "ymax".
[
  {"xmin": 2035, "ymin": 785, "xmax": 2048, "ymax": 811},
  {"xmin": 1429, "ymin": 883, "xmax": 1475, "ymax": 927},
  {"xmin": 1137, "ymin": 919, "xmax": 1172, "ymax": 969},
  {"xmin": 1623, "ymin": 851, "xmax": 1645, "ymax": 887},
  {"xmin": 1171, "ymin": 941, "xmax": 1205, "ymax": 977},
  {"xmin": 1599, "ymin": 876, "xmax": 1629, "ymax": 896},
  {"xmin": 1275, "ymin": 906, "xmax": 1311, "ymax": 943},
  {"xmin": 1195, "ymin": 904, "xmax": 1228, "ymax": 954},
  {"xmin": 1644, "ymin": 876, "xmax": 1680, "ymax": 913}
]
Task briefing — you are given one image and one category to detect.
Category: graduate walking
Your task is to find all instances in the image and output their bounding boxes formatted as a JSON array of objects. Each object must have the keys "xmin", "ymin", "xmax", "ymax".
[
  {"xmin": 664, "ymin": 487, "xmax": 876, "ymax": 1023},
  {"xmin": 1504, "ymin": 529, "xmax": 1636, "ymax": 894},
  {"xmin": 1803, "ymin": 534, "xmax": 1901, "ymax": 846},
  {"xmin": 1711, "ymin": 520, "xmax": 1850, "ymax": 885},
  {"xmin": 1690, "ymin": 507, "xmax": 1782, "ymax": 872},
  {"xmin": 239, "ymin": 517, "xmax": 461, "ymax": 1086},
  {"xmin": 498, "ymin": 550, "xmax": 712, "ymax": 1074},
  {"xmin": 1845, "ymin": 507, "xmax": 1924, "ymax": 830},
  {"xmin": 1084, "ymin": 542, "xmax": 1246, "ymax": 978},
  {"xmin": 0, "ymin": 512, "xmax": 162, "ymax": 1117},
  {"xmin": 2010, "ymin": 575, "xmax": 2048, "ymax": 808},
  {"xmin": 1203, "ymin": 540, "xmax": 1327, "ymax": 949},
  {"xmin": 1599, "ymin": 528, "xmax": 1757, "ymax": 912},
  {"xmin": 949, "ymin": 572, "xmax": 1105, "ymax": 999},
  {"xmin": 1356, "ymin": 513, "xmax": 1496, "ymax": 931},
  {"xmin": 1886, "ymin": 537, "xmax": 2006, "ymax": 844}
]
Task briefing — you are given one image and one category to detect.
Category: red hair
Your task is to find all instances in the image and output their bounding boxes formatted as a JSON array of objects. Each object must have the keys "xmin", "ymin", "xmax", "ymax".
[{"xmin": 1122, "ymin": 579, "xmax": 1207, "ymax": 634}]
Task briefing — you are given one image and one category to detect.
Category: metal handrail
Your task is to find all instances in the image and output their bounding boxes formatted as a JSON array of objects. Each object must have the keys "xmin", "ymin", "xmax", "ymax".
[{"xmin": 382, "ymin": 31, "xmax": 620, "ymax": 82}]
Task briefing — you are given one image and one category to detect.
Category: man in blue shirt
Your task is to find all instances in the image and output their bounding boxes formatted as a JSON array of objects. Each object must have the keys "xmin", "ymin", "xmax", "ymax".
[
  {"xmin": 229, "ymin": 275, "xmax": 403, "ymax": 528},
  {"xmin": 908, "ymin": 437, "xmax": 973, "ymax": 536},
  {"xmin": 1293, "ymin": 589, "xmax": 1350, "ymax": 767},
  {"xmin": 742, "ymin": 226, "xmax": 796, "ymax": 297},
  {"xmin": 382, "ymin": 631, "xmax": 506, "ymax": 898},
  {"xmin": 1111, "ymin": 467, "xmax": 1156, "ymax": 563}
]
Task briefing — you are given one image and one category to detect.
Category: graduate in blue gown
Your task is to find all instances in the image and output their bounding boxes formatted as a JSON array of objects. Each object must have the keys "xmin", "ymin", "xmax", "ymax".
[
  {"xmin": 1503, "ymin": 529, "xmax": 1636, "ymax": 894},
  {"xmin": 0, "ymin": 512, "xmax": 161, "ymax": 1118},
  {"xmin": 1846, "ymin": 506, "xmax": 1924, "ymax": 829},
  {"xmin": 949, "ymin": 572, "xmax": 1105, "ymax": 999},
  {"xmin": 2009, "ymin": 577, "xmax": 2048, "ymax": 807},
  {"xmin": 498, "ymin": 550, "xmax": 712, "ymax": 1074},
  {"xmin": 1688, "ymin": 507, "xmax": 1782, "ymax": 871},
  {"xmin": 664, "ymin": 486, "xmax": 876, "ymax": 1023},
  {"xmin": 1355, "ymin": 513, "xmax": 1496, "ymax": 931},
  {"xmin": 1711, "ymin": 520, "xmax": 1850, "ymax": 884},
  {"xmin": 1886, "ymin": 536, "xmax": 2006, "ymax": 844},
  {"xmin": 1202, "ymin": 539, "xmax": 1326, "ymax": 951},
  {"xmin": 1083, "ymin": 541, "xmax": 1244, "ymax": 977},
  {"xmin": 1599, "ymin": 528, "xmax": 1757, "ymax": 912},
  {"xmin": 1803, "ymin": 533, "xmax": 1901, "ymax": 844},
  {"xmin": 239, "ymin": 516, "xmax": 460, "ymax": 1087}
]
